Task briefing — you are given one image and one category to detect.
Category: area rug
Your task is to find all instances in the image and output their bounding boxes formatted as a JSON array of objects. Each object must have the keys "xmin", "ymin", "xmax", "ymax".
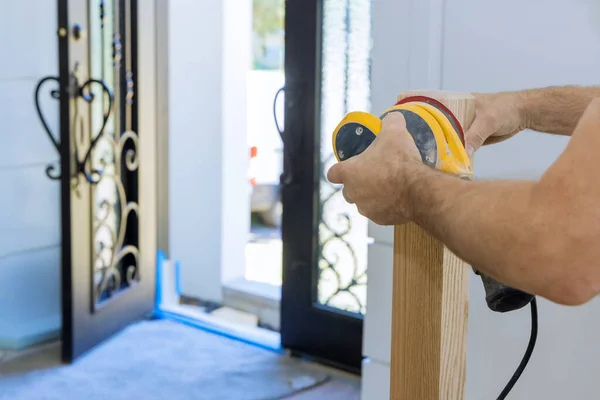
[{"xmin": 0, "ymin": 319, "xmax": 329, "ymax": 400}]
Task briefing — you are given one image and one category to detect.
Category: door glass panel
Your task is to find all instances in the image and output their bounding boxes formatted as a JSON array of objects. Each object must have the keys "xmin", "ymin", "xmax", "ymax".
[
  {"xmin": 89, "ymin": 0, "xmax": 140, "ymax": 308},
  {"xmin": 318, "ymin": 0, "xmax": 372, "ymax": 315}
]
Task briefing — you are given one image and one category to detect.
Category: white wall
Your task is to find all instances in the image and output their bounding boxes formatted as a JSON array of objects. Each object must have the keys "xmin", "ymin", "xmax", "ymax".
[
  {"xmin": 0, "ymin": 1, "xmax": 61, "ymax": 348},
  {"xmin": 365, "ymin": 0, "xmax": 600, "ymax": 398},
  {"xmin": 441, "ymin": 1, "xmax": 600, "ymax": 398},
  {"xmin": 169, "ymin": 0, "xmax": 251, "ymax": 302}
]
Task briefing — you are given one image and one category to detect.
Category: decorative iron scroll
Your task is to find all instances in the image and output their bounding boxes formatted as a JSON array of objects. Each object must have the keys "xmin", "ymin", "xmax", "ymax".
[
  {"xmin": 92, "ymin": 129, "xmax": 139, "ymax": 306},
  {"xmin": 34, "ymin": 67, "xmax": 114, "ymax": 192},
  {"xmin": 316, "ymin": 0, "xmax": 371, "ymax": 315},
  {"xmin": 318, "ymin": 153, "xmax": 367, "ymax": 314},
  {"xmin": 34, "ymin": 76, "xmax": 62, "ymax": 180}
]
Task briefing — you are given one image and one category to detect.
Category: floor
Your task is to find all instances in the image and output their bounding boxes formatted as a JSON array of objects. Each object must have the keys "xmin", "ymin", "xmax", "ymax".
[{"xmin": 0, "ymin": 338, "xmax": 360, "ymax": 400}]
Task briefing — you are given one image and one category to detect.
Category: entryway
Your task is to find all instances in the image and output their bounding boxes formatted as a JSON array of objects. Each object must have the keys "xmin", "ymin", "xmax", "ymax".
[
  {"xmin": 0, "ymin": 0, "xmax": 371, "ymax": 398},
  {"xmin": 165, "ymin": 0, "xmax": 373, "ymax": 373}
]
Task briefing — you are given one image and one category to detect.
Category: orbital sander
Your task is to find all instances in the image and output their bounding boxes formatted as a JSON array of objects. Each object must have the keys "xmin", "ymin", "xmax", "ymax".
[
  {"xmin": 331, "ymin": 95, "xmax": 534, "ymax": 313},
  {"xmin": 331, "ymin": 96, "xmax": 540, "ymax": 398}
]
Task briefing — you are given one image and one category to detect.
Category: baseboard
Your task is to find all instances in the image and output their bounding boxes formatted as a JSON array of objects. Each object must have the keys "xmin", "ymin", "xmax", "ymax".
[
  {"xmin": 0, "ymin": 326, "xmax": 60, "ymax": 351},
  {"xmin": 222, "ymin": 278, "xmax": 281, "ymax": 331}
]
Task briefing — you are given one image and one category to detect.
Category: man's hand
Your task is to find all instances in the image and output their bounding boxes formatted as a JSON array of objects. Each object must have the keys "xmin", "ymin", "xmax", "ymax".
[
  {"xmin": 464, "ymin": 92, "xmax": 527, "ymax": 156},
  {"xmin": 465, "ymin": 85, "xmax": 600, "ymax": 155},
  {"xmin": 326, "ymin": 112, "xmax": 422, "ymax": 225}
]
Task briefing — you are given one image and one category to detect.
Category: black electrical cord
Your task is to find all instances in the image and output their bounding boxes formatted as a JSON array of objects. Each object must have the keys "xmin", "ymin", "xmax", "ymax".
[{"xmin": 497, "ymin": 297, "xmax": 538, "ymax": 400}]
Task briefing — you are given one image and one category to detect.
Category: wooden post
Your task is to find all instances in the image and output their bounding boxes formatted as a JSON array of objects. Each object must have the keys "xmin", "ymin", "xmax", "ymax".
[{"xmin": 389, "ymin": 91, "xmax": 476, "ymax": 400}]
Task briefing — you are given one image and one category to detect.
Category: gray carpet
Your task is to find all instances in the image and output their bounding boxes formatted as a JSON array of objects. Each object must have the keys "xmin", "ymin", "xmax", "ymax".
[{"xmin": 0, "ymin": 319, "xmax": 329, "ymax": 400}]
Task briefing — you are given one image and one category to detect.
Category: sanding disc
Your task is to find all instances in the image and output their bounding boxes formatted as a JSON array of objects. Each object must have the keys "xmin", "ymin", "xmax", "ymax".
[
  {"xmin": 396, "ymin": 96, "xmax": 465, "ymax": 145},
  {"xmin": 380, "ymin": 104, "xmax": 445, "ymax": 169}
]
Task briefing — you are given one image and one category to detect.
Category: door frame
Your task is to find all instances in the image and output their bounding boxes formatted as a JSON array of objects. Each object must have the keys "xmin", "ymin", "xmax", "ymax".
[
  {"xmin": 280, "ymin": 0, "xmax": 363, "ymax": 374},
  {"xmin": 56, "ymin": 0, "xmax": 159, "ymax": 362}
]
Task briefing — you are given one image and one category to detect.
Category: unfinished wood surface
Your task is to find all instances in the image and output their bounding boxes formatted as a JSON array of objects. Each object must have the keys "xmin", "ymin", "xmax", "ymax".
[{"xmin": 390, "ymin": 91, "xmax": 475, "ymax": 400}]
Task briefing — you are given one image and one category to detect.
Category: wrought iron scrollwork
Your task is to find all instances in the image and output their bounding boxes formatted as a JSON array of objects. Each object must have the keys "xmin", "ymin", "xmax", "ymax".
[
  {"xmin": 34, "ymin": 76, "xmax": 62, "ymax": 180},
  {"xmin": 318, "ymin": 153, "xmax": 366, "ymax": 314},
  {"xmin": 34, "ymin": 66, "xmax": 114, "ymax": 190},
  {"xmin": 93, "ymin": 128, "xmax": 140, "ymax": 305},
  {"xmin": 72, "ymin": 75, "xmax": 113, "ymax": 187}
]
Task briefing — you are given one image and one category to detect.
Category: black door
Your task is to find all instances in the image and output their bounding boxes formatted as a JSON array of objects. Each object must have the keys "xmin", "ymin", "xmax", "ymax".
[
  {"xmin": 281, "ymin": 0, "xmax": 372, "ymax": 373},
  {"xmin": 36, "ymin": 0, "xmax": 156, "ymax": 362}
]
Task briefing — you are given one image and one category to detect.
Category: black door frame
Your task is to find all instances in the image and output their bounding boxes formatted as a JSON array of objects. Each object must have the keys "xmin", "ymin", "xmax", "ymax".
[
  {"xmin": 281, "ymin": 0, "xmax": 363, "ymax": 374},
  {"xmin": 57, "ymin": 0, "xmax": 73, "ymax": 362}
]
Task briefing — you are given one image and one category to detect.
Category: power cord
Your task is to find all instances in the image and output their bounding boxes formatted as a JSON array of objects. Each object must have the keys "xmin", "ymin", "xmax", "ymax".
[{"xmin": 497, "ymin": 297, "xmax": 538, "ymax": 399}]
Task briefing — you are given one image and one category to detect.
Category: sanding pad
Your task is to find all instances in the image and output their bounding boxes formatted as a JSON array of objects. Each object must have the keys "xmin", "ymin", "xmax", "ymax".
[
  {"xmin": 380, "ymin": 104, "xmax": 445, "ymax": 169},
  {"xmin": 396, "ymin": 96, "xmax": 465, "ymax": 145}
]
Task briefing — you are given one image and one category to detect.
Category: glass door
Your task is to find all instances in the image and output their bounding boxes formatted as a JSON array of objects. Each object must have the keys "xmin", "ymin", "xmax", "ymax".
[
  {"xmin": 281, "ymin": 0, "xmax": 372, "ymax": 373},
  {"xmin": 40, "ymin": 0, "xmax": 157, "ymax": 362}
]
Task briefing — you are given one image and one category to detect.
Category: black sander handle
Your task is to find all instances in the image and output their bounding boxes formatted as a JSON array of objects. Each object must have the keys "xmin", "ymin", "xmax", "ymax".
[{"xmin": 473, "ymin": 268, "xmax": 534, "ymax": 312}]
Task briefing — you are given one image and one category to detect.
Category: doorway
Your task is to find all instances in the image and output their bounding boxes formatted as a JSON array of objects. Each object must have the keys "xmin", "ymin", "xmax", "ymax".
[{"xmin": 164, "ymin": 0, "xmax": 373, "ymax": 373}]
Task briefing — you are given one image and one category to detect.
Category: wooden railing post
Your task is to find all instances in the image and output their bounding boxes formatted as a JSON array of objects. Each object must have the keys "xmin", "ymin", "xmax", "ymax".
[{"xmin": 390, "ymin": 91, "xmax": 476, "ymax": 400}]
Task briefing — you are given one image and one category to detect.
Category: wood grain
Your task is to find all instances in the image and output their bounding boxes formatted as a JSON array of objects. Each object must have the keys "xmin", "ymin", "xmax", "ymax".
[{"xmin": 389, "ymin": 91, "xmax": 474, "ymax": 400}]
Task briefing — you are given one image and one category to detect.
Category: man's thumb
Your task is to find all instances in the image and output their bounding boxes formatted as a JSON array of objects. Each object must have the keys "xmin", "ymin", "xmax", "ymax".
[
  {"xmin": 464, "ymin": 118, "xmax": 488, "ymax": 157},
  {"xmin": 327, "ymin": 163, "xmax": 344, "ymax": 184}
]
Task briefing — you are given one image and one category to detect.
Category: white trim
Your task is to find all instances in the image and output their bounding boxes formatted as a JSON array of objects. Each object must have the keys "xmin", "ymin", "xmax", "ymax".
[
  {"xmin": 138, "ymin": 0, "xmax": 158, "ymax": 286},
  {"xmin": 222, "ymin": 278, "xmax": 281, "ymax": 331},
  {"xmin": 156, "ymin": 0, "xmax": 169, "ymax": 255},
  {"xmin": 168, "ymin": 0, "xmax": 251, "ymax": 302}
]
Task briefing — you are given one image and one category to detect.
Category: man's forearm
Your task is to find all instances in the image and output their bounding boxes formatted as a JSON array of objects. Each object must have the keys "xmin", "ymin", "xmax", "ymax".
[
  {"xmin": 404, "ymin": 166, "xmax": 570, "ymax": 302},
  {"xmin": 518, "ymin": 85, "xmax": 600, "ymax": 135}
]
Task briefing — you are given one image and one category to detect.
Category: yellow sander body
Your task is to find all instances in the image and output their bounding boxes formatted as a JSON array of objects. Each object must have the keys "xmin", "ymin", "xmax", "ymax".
[{"xmin": 332, "ymin": 96, "xmax": 472, "ymax": 179}]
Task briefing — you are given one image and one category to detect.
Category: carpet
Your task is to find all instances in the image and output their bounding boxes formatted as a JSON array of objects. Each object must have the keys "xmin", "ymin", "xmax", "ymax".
[{"xmin": 0, "ymin": 319, "xmax": 329, "ymax": 400}]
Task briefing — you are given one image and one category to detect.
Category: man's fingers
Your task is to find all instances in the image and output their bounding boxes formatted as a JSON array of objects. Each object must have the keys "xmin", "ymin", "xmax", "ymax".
[
  {"xmin": 327, "ymin": 163, "xmax": 344, "ymax": 184},
  {"xmin": 464, "ymin": 116, "xmax": 490, "ymax": 157},
  {"xmin": 342, "ymin": 187, "xmax": 355, "ymax": 204},
  {"xmin": 381, "ymin": 110, "xmax": 407, "ymax": 133},
  {"xmin": 328, "ymin": 163, "xmax": 357, "ymax": 204}
]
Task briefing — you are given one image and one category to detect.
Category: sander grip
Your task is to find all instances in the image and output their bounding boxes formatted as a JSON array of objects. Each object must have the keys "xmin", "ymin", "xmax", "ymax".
[{"xmin": 473, "ymin": 268, "xmax": 534, "ymax": 313}]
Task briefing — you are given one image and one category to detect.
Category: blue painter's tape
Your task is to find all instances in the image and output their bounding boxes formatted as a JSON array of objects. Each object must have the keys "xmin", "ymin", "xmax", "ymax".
[
  {"xmin": 152, "ymin": 250, "xmax": 281, "ymax": 354},
  {"xmin": 154, "ymin": 249, "xmax": 167, "ymax": 312},
  {"xmin": 175, "ymin": 260, "xmax": 182, "ymax": 296},
  {"xmin": 154, "ymin": 309, "xmax": 283, "ymax": 354}
]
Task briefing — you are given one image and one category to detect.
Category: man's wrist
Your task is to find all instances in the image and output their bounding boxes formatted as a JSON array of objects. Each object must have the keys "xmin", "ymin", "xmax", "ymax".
[
  {"xmin": 514, "ymin": 90, "xmax": 533, "ymax": 131},
  {"xmin": 401, "ymin": 162, "xmax": 455, "ymax": 223}
]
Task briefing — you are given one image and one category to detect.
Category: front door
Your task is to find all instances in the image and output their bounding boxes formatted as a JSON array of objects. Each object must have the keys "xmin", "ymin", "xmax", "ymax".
[
  {"xmin": 281, "ymin": 0, "xmax": 372, "ymax": 373},
  {"xmin": 36, "ymin": 0, "xmax": 157, "ymax": 362}
]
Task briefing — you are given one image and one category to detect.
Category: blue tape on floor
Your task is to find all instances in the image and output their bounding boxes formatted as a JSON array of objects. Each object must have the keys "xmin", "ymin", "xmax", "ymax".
[
  {"xmin": 153, "ymin": 249, "xmax": 282, "ymax": 355},
  {"xmin": 154, "ymin": 309, "xmax": 283, "ymax": 354}
]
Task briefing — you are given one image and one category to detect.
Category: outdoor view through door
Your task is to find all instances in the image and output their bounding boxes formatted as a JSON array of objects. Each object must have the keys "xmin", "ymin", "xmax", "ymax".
[
  {"xmin": 247, "ymin": 0, "xmax": 370, "ymax": 308},
  {"xmin": 281, "ymin": 0, "xmax": 372, "ymax": 373}
]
